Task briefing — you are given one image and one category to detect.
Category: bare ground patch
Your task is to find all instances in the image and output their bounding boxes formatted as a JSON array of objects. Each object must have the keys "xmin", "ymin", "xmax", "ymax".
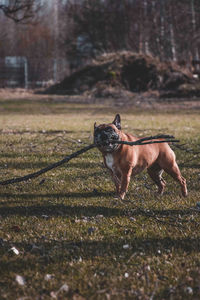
[{"xmin": 1, "ymin": 88, "xmax": 200, "ymax": 113}]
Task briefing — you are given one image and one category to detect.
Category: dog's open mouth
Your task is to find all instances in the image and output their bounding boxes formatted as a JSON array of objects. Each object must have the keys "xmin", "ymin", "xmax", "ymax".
[{"xmin": 94, "ymin": 126, "xmax": 120, "ymax": 152}]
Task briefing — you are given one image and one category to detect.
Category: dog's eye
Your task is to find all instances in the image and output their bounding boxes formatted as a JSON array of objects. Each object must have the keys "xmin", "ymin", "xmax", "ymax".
[{"xmin": 104, "ymin": 127, "xmax": 113, "ymax": 132}]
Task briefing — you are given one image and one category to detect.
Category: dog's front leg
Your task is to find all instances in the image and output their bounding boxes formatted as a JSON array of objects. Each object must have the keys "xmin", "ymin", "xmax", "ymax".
[
  {"xmin": 119, "ymin": 168, "xmax": 132, "ymax": 200},
  {"xmin": 110, "ymin": 171, "xmax": 121, "ymax": 195}
]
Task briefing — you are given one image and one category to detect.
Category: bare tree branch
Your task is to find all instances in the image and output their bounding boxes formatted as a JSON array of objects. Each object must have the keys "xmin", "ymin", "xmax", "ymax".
[
  {"xmin": 0, "ymin": 134, "xmax": 178, "ymax": 186},
  {"xmin": 110, "ymin": 135, "xmax": 179, "ymax": 146},
  {"xmin": 0, "ymin": 0, "xmax": 40, "ymax": 23},
  {"xmin": 0, "ymin": 144, "xmax": 96, "ymax": 186}
]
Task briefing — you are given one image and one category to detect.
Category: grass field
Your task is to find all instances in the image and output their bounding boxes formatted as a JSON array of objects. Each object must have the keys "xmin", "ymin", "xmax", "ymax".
[{"xmin": 0, "ymin": 93, "xmax": 200, "ymax": 299}]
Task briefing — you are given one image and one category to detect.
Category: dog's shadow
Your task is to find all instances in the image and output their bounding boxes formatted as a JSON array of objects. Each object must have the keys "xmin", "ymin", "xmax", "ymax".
[{"xmin": 0, "ymin": 190, "xmax": 197, "ymax": 220}]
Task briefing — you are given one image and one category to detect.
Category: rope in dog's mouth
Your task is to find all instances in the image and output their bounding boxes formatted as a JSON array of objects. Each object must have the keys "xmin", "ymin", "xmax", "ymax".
[{"xmin": 0, "ymin": 134, "xmax": 178, "ymax": 186}]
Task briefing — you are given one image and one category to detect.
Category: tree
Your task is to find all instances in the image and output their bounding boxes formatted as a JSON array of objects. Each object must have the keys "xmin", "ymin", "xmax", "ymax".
[{"xmin": 0, "ymin": 0, "xmax": 40, "ymax": 23}]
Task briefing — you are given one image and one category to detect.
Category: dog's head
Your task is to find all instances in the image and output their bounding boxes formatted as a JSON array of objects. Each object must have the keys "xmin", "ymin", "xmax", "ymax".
[{"xmin": 94, "ymin": 114, "xmax": 121, "ymax": 153}]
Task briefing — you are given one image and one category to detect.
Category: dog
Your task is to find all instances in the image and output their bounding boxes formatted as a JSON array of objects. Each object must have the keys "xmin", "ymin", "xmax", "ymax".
[{"xmin": 94, "ymin": 114, "xmax": 187, "ymax": 200}]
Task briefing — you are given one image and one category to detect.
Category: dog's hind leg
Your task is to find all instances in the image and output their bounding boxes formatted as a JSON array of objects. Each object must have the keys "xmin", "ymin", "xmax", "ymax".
[
  {"xmin": 147, "ymin": 163, "xmax": 166, "ymax": 195},
  {"xmin": 163, "ymin": 162, "xmax": 187, "ymax": 197}
]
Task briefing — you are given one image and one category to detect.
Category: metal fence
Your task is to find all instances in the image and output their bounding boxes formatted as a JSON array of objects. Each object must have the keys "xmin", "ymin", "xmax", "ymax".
[
  {"xmin": 0, "ymin": 57, "xmax": 27, "ymax": 88},
  {"xmin": 0, "ymin": 56, "xmax": 70, "ymax": 89}
]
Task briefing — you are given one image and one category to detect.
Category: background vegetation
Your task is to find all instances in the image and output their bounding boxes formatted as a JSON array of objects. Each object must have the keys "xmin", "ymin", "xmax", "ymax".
[{"xmin": 1, "ymin": 0, "xmax": 200, "ymax": 83}]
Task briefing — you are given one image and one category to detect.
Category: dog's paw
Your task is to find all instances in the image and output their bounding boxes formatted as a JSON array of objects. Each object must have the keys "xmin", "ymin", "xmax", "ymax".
[{"xmin": 119, "ymin": 192, "xmax": 126, "ymax": 200}]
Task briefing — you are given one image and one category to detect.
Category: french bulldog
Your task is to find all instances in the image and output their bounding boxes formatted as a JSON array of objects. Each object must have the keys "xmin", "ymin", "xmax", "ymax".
[{"xmin": 94, "ymin": 114, "xmax": 187, "ymax": 200}]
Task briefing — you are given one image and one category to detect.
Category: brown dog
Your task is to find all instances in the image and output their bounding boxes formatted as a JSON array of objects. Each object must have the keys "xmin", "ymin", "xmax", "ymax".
[{"xmin": 94, "ymin": 114, "xmax": 187, "ymax": 200}]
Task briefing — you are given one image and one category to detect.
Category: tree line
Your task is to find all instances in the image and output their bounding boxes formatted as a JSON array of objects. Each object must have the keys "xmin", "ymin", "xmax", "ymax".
[
  {"xmin": 64, "ymin": 0, "xmax": 200, "ymax": 64},
  {"xmin": 0, "ymin": 0, "xmax": 200, "ymax": 83}
]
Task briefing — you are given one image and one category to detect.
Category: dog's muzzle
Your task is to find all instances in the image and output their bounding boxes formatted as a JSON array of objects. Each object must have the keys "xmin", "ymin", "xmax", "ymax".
[{"xmin": 94, "ymin": 127, "xmax": 120, "ymax": 152}]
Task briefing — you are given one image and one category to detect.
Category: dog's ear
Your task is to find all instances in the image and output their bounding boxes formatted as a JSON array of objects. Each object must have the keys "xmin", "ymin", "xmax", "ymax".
[
  {"xmin": 112, "ymin": 114, "xmax": 121, "ymax": 130},
  {"xmin": 94, "ymin": 122, "xmax": 97, "ymax": 130}
]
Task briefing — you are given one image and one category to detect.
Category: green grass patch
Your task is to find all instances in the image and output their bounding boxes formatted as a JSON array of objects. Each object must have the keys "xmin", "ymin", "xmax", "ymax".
[{"xmin": 0, "ymin": 96, "xmax": 200, "ymax": 299}]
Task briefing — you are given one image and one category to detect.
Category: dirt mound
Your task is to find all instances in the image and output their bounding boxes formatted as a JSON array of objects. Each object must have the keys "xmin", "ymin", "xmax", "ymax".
[{"xmin": 44, "ymin": 51, "xmax": 194, "ymax": 97}]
